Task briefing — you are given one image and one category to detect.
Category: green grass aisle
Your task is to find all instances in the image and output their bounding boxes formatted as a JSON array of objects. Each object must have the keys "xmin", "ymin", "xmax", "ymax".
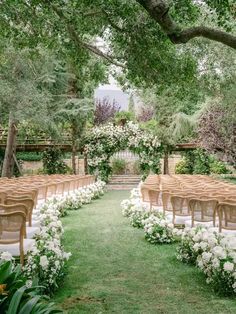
[{"xmin": 53, "ymin": 191, "xmax": 236, "ymax": 314}]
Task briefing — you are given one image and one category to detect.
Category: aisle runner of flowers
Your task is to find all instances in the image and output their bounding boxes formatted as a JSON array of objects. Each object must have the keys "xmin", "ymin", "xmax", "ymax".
[
  {"xmin": 0, "ymin": 180, "xmax": 106, "ymax": 309},
  {"xmin": 121, "ymin": 187, "xmax": 236, "ymax": 295}
]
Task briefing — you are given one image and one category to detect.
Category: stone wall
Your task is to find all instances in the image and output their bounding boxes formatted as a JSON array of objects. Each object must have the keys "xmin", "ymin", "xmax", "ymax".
[{"xmin": 21, "ymin": 154, "xmax": 182, "ymax": 175}]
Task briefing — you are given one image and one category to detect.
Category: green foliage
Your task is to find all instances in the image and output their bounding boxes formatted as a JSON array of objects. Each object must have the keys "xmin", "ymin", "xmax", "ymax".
[
  {"xmin": 114, "ymin": 111, "xmax": 135, "ymax": 125},
  {"xmin": 133, "ymin": 160, "xmax": 141, "ymax": 175},
  {"xmin": 209, "ymin": 158, "xmax": 231, "ymax": 175},
  {"xmin": 192, "ymin": 149, "xmax": 211, "ymax": 175},
  {"xmin": 85, "ymin": 123, "xmax": 162, "ymax": 182},
  {"xmin": 42, "ymin": 147, "xmax": 69, "ymax": 175},
  {"xmin": 16, "ymin": 152, "xmax": 43, "ymax": 162},
  {"xmin": 175, "ymin": 149, "xmax": 231, "ymax": 175},
  {"xmin": 0, "ymin": 260, "xmax": 61, "ymax": 314},
  {"xmin": 111, "ymin": 158, "xmax": 126, "ymax": 175},
  {"xmin": 175, "ymin": 160, "xmax": 192, "ymax": 175}
]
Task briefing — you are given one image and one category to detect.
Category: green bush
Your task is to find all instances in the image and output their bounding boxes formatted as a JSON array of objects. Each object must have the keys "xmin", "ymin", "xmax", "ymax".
[
  {"xmin": 133, "ymin": 160, "xmax": 141, "ymax": 175},
  {"xmin": 193, "ymin": 149, "xmax": 210, "ymax": 175},
  {"xmin": 209, "ymin": 159, "xmax": 231, "ymax": 174},
  {"xmin": 175, "ymin": 159, "xmax": 192, "ymax": 174},
  {"xmin": 42, "ymin": 147, "xmax": 68, "ymax": 174},
  {"xmin": 16, "ymin": 152, "xmax": 43, "ymax": 161},
  {"xmin": 175, "ymin": 149, "xmax": 231, "ymax": 175},
  {"xmin": 0, "ymin": 260, "xmax": 61, "ymax": 313},
  {"xmin": 114, "ymin": 111, "xmax": 135, "ymax": 125},
  {"xmin": 111, "ymin": 158, "xmax": 126, "ymax": 174}
]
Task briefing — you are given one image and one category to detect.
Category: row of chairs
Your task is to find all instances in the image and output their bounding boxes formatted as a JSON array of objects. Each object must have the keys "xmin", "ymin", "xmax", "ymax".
[
  {"xmin": 141, "ymin": 175, "xmax": 236, "ymax": 233},
  {"xmin": 0, "ymin": 174, "xmax": 95, "ymax": 264}
]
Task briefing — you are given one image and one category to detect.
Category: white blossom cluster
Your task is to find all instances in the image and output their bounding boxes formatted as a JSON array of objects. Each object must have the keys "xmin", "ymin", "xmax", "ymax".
[
  {"xmin": 121, "ymin": 188, "xmax": 150, "ymax": 227},
  {"xmin": 23, "ymin": 201, "xmax": 71, "ymax": 293},
  {"xmin": 23, "ymin": 180, "xmax": 106, "ymax": 293},
  {"xmin": 143, "ymin": 214, "xmax": 179, "ymax": 244},
  {"xmin": 177, "ymin": 227, "xmax": 236, "ymax": 295},
  {"xmin": 85, "ymin": 122, "xmax": 161, "ymax": 180},
  {"xmin": 121, "ymin": 188, "xmax": 178, "ymax": 240},
  {"xmin": 43, "ymin": 180, "xmax": 106, "ymax": 215}
]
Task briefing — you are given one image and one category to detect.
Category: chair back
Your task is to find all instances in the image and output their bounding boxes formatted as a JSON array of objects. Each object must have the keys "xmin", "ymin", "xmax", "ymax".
[
  {"xmin": 148, "ymin": 189, "xmax": 160, "ymax": 209},
  {"xmin": 218, "ymin": 202, "xmax": 236, "ymax": 232},
  {"xmin": 189, "ymin": 198, "xmax": 218, "ymax": 227},
  {"xmin": 5, "ymin": 197, "xmax": 34, "ymax": 226},
  {"xmin": 0, "ymin": 211, "xmax": 25, "ymax": 244}
]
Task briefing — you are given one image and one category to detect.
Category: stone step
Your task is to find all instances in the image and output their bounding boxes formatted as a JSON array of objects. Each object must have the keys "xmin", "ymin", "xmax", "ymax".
[
  {"xmin": 109, "ymin": 178, "xmax": 140, "ymax": 183},
  {"xmin": 111, "ymin": 175, "xmax": 141, "ymax": 178},
  {"xmin": 107, "ymin": 184, "xmax": 138, "ymax": 190},
  {"xmin": 109, "ymin": 175, "xmax": 141, "ymax": 183}
]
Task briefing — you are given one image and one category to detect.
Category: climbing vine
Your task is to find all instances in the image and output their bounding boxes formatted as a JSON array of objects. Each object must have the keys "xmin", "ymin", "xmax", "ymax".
[{"xmin": 84, "ymin": 122, "xmax": 162, "ymax": 181}]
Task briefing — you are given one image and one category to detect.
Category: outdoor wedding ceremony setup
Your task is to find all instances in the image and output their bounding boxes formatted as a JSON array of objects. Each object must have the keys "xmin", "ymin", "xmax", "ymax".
[{"xmin": 0, "ymin": 0, "xmax": 235, "ymax": 313}]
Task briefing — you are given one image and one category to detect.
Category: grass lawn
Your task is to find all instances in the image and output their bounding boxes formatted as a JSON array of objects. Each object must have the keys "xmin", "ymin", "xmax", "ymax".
[{"xmin": 53, "ymin": 190, "xmax": 236, "ymax": 314}]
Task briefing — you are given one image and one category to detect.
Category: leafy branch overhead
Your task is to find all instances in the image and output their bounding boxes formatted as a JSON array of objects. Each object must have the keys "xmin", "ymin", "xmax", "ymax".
[{"xmin": 137, "ymin": 0, "xmax": 236, "ymax": 49}]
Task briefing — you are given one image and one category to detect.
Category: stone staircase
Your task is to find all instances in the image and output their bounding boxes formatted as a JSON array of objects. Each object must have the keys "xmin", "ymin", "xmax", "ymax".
[{"xmin": 107, "ymin": 175, "xmax": 141, "ymax": 190}]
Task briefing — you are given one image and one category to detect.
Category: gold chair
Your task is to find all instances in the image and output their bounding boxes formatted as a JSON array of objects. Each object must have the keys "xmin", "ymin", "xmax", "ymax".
[
  {"xmin": 0, "ymin": 211, "xmax": 35, "ymax": 265},
  {"xmin": 218, "ymin": 202, "xmax": 236, "ymax": 233},
  {"xmin": 188, "ymin": 198, "xmax": 218, "ymax": 227}
]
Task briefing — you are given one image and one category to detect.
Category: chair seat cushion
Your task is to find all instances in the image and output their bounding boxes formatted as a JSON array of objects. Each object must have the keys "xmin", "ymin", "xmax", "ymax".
[
  {"xmin": 26, "ymin": 227, "xmax": 40, "ymax": 239},
  {"xmin": 27, "ymin": 220, "xmax": 40, "ymax": 227},
  {"xmin": 174, "ymin": 215, "xmax": 191, "ymax": 225},
  {"xmin": 185, "ymin": 220, "xmax": 214, "ymax": 228},
  {"xmin": 0, "ymin": 238, "xmax": 35, "ymax": 256},
  {"xmin": 152, "ymin": 205, "xmax": 164, "ymax": 213}
]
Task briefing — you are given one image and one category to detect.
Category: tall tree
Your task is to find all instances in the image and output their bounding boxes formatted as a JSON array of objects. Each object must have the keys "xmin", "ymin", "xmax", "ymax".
[{"xmin": 0, "ymin": 45, "xmax": 59, "ymax": 177}]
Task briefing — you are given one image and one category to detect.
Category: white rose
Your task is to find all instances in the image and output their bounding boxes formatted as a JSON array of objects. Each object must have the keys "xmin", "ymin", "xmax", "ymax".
[
  {"xmin": 0, "ymin": 251, "xmax": 13, "ymax": 261},
  {"xmin": 40, "ymin": 255, "xmax": 49, "ymax": 269},
  {"xmin": 223, "ymin": 262, "xmax": 234, "ymax": 272}
]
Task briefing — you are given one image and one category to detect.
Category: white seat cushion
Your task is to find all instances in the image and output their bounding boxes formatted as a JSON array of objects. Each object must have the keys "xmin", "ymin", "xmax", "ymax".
[
  {"xmin": 152, "ymin": 206, "xmax": 163, "ymax": 212},
  {"xmin": 26, "ymin": 227, "xmax": 40, "ymax": 239},
  {"xmin": 174, "ymin": 215, "xmax": 191, "ymax": 225},
  {"xmin": 0, "ymin": 238, "xmax": 35, "ymax": 256},
  {"xmin": 27, "ymin": 220, "xmax": 40, "ymax": 228},
  {"xmin": 185, "ymin": 220, "xmax": 214, "ymax": 228},
  {"xmin": 221, "ymin": 229, "xmax": 236, "ymax": 235}
]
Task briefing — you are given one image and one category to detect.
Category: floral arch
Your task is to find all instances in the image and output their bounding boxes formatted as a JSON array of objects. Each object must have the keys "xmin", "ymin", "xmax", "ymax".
[{"xmin": 84, "ymin": 122, "xmax": 162, "ymax": 181}]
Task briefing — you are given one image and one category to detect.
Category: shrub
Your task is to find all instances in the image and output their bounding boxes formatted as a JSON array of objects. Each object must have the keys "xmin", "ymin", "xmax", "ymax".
[
  {"xmin": 175, "ymin": 159, "xmax": 191, "ymax": 174},
  {"xmin": 177, "ymin": 227, "xmax": 236, "ymax": 296},
  {"xmin": 193, "ymin": 149, "xmax": 211, "ymax": 174},
  {"xmin": 175, "ymin": 149, "xmax": 230, "ymax": 175},
  {"xmin": 111, "ymin": 158, "xmax": 126, "ymax": 175},
  {"xmin": 42, "ymin": 147, "xmax": 68, "ymax": 174},
  {"xmin": 209, "ymin": 159, "xmax": 231, "ymax": 174},
  {"xmin": 133, "ymin": 160, "xmax": 141, "ymax": 175},
  {"xmin": 114, "ymin": 111, "xmax": 135, "ymax": 125},
  {"xmin": 16, "ymin": 152, "xmax": 43, "ymax": 161},
  {"xmin": 94, "ymin": 97, "xmax": 120, "ymax": 125},
  {"xmin": 143, "ymin": 214, "xmax": 178, "ymax": 244}
]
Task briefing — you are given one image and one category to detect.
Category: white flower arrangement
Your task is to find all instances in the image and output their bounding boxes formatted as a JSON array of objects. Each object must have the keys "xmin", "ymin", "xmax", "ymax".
[
  {"xmin": 42, "ymin": 180, "xmax": 106, "ymax": 216},
  {"xmin": 177, "ymin": 227, "xmax": 236, "ymax": 295},
  {"xmin": 143, "ymin": 214, "xmax": 178, "ymax": 244},
  {"xmin": 22, "ymin": 180, "xmax": 106, "ymax": 293},
  {"xmin": 84, "ymin": 122, "xmax": 162, "ymax": 181}
]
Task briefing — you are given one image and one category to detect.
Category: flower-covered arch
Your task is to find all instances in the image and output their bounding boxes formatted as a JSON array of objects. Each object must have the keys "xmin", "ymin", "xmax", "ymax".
[{"xmin": 84, "ymin": 122, "xmax": 162, "ymax": 181}]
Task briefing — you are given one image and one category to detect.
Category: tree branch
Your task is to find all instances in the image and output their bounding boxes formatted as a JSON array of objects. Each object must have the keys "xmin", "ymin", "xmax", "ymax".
[
  {"xmin": 137, "ymin": 0, "xmax": 236, "ymax": 49},
  {"xmin": 44, "ymin": 2, "xmax": 125, "ymax": 68}
]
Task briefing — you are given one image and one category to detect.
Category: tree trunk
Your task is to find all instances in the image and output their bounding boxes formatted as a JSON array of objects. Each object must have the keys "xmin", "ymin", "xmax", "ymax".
[
  {"xmin": 84, "ymin": 153, "xmax": 88, "ymax": 175},
  {"xmin": 163, "ymin": 151, "xmax": 169, "ymax": 175},
  {"xmin": 71, "ymin": 123, "xmax": 78, "ymax": 175},
  {"xmin": 71, "ymin": 146, "xmax": 76, "ymax": 174},
  {"xmin": 2, "ymin": 115, "xmax": 18, "ymax": 178}
]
